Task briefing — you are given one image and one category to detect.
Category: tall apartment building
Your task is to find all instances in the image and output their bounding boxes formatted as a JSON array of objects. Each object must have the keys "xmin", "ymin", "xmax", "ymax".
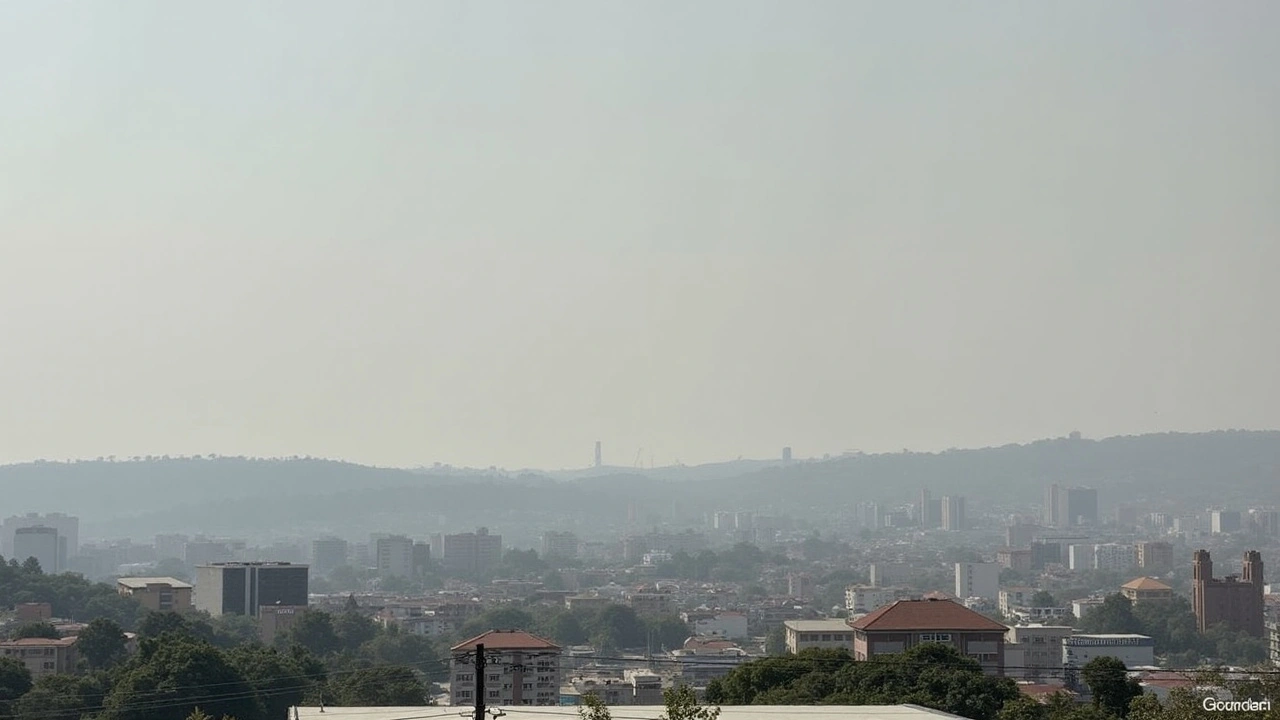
[
  {"xmin": 540, "ymin": 531, "xmax": 579, "ymax": 561},
  {"xmin": 955, "ymin": 562, "xmax": 1000, "ymax": 602},
  {"xmin": 1137, "ymin": 541, "xmax": 1174, "ymax": 572},
  {"xmin": 2, "ymin": 513, "xmax": 78, "ymax": 562},
  {"xmin": 1193, "ymin": 550, "xmax": 1265, "ymax": 637},
  {"xmin": 450, "ymin": 630, "xmax": 562, "ymax": 707},
  {"xmin": 941, "ymin": 496, "xmax": 966, "ymax": 532},
  {"xmin": 919, "ymin": 489, "xmax": 936, "ymax": 528},
  {"xmin": 195, "ymin": 562, "xmax": 309, "ymax": 617},
  {"xmin": 1211, "ymin": 511, "xmax": 1243, "ymax": 535},
  {"xmin": 376, "ymin": 535, "xmax": 414, "ymax": 579},
  {"xmin": 311, "ymin": 537, "xmax": 349, "ymax": 576},
  {"xmin": 12, "ymin": 526, "xmax": 61, "ymax": 573},
  {"xmin": 117, "ymin": 577, "xmax": 193, "ymax": 612},
  {"xmin": 1044, "ymin": 485, "xmax": 1099, "ymax": 528},
  {"xmin": 437, "ymin": 528, "xmax": 503, "ymax": 577},
  {"xmin": 1006, "ymin": 523, "xmax": 1042, "ymax": 548}
]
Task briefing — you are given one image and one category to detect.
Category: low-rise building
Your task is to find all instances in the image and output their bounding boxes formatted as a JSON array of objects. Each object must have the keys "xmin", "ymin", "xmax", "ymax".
[
  {"xmin": 1005, "ymin": 625, "xmax": 1072, "ymax": 680},
  {"xmin": 850, "ymin": 598, "xmax": 1009, "ymax": 676},
  {"xmin": 450, "ymin": 630, "xmax": 562, "ymax": 707},
  {"xmin": 1120, "ymin": 577, "xmax": 1173, "ymax": 605},
  {"xmin": 627, "ymin": 592, "xmax": 675, "ymax": 617},
  {"xmin": 259, "ymin": 605, "xmax": 306, "ymax": 645},
  {"xmin": 116, "ymin": 577, "xmax": 194, "ymax": 612},
  {"xmin": 684, "ymin": 611, "xmax": 747, "ymax": 640},
  {"xmin": 0, "ymin": 637, "xmax": 79, "ymax": 679},
  {"xmin": 845, "ymin": 586, "xmax": 898, "ymax": 615},
  {"xmin": 784, "ymin": 619, "xmax": 856, "ymax": 654},
  {"xmin": 1063, "ymin": 634, "xmax": 1155, "ymax": 670}
]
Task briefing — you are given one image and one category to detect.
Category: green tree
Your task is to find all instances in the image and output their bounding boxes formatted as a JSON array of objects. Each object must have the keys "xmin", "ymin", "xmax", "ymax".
[
  {"xmin": 280, "ymin": 609, "xmax": 342, "ymax": 656},
  {"xmin": 996, "ymin": 695, "xmax": 1048, "ymax": 720},
  {"xmin": 589, "ymin": 605, "xmax": 646, "ymax": 651},
  {"xmin": 226, "ymin": 644, "xmax": 317, "ymax": 720},
  {"xmin": 361, "ymin": 626, "xmax": 439, "ymax": 675},
  {"xmin": 1080, "ymin": 594, "xmax": 1143, "ymax": 635},
  {"xmin": 1081, "ymin": 656, "xmax": 1143, "ymax": 719},
  {"xmin": 102, "ymin": 634, "xmax": 261, "ymax": 720},
  {"xmin": 764, "ymin": 626, "xmax": 787, "ymax": 655},
  {"xmin": 579, "ymin": 693, "xmax": 613, "ymax": 720},
  {"xmin": 1031, "ymin": 591, "xmax": 1056, "ymax": 607},
  {"xmin": 76, "ymin": 617, "xmax": 129, "ymax": 669},
  {"xmin": 660, "ymin": 684, "xmax": 720, "ymax": 720},
  {"xmin": 333, "ymin": 611, "xmax": 378, "ymax": 653},
  {"xmin": 12, "ymin": 672, "xmax": 111, "ymax": 720},
  {"xmin": 321, "ymin": 665, "xmax": 427, "ymax": 706},
  {"xmin": 647, "ymin": 616, "xmax": 692, "ymax": 651},
  {"xmin": 21, "ymin": 557, "xmax": 43, "ymax": 575},
  {"xmin": 0, "ymin": 657, "xmax": 34, "ymax": 717},
  {"xmin": 11, "ymin": 622, "xmax": 60, "ymax": 640}
]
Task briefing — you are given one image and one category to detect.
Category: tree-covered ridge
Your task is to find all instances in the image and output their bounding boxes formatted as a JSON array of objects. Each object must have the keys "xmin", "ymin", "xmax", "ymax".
[{"xmin": 6, "ymin": 431, "xmax": 1279, "ymax": 530}]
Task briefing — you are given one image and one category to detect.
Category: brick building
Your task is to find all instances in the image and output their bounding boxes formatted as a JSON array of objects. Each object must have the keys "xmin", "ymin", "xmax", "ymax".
[{"xmin": 1192, "ymin": 550, "xmax": 1265, "ymax": 637}]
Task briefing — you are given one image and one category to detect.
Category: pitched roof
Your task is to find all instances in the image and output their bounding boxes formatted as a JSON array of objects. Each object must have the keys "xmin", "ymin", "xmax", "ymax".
[
  {"xmin": 450, "ymin": 629, "xmax": 560, "ymax": 652},
  {"xmin": 1121, "ymin": 577, "xmax": 1172, "ymax": 591},
  {"xmin": 850, "ymin": 599, "xmax": 1008, "ymax": 632}
]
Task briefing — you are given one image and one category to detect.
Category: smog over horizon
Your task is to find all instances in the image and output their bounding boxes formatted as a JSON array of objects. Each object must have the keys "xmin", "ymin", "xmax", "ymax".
[{"xmin": 2, "ymin": 2, "xmax": 1278, "ymax": 472}]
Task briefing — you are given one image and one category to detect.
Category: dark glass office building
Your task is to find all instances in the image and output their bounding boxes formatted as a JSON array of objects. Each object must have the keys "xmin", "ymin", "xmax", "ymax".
[{"xmin": 195, "ymin": 562, "xmax": 309, "ymax": 617}]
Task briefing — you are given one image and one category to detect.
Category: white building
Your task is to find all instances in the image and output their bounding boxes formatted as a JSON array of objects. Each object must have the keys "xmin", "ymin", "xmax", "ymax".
[
  {"xmin": 955, "ymin": 563, "xmax": 1000, "ymax": 602},
  {"xmin": 998, "ymin": 587, "xmax": 1036, "ymax": 617},
  {"xmin": 784, "ymin": 619, "xmax": 855, "ymax": 654},
  {"xmin": 688, "ymin": 611, "xmax": 748, "ymax": 640},
  {"xmin": 846, "ymin": 586, "xmax": 898, "ymax": 614},
  {"xmin": 1063, "ymin": 634, "xmax": 1155, "ymax": 669},
  {"xmin": 1093, "ymin": 544, "xmax": 1137, "ymax": 572},
  {"xmin": 1005, "ymin": 624, "xmax": 1073, "ymax": 680},
  {"xmin": 376, "ymin": 535, "xmax": 414, "ymax": 579},
  {"xmin": 450, "ymin": 630, "xmax": 562, "ymax": 707}
]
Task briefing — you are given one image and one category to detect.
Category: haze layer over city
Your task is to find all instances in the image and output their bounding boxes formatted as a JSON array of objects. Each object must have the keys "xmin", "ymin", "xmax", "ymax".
[{"xmin": 1, "ymin": 3, "xmax": 1278, "ymax": 720}]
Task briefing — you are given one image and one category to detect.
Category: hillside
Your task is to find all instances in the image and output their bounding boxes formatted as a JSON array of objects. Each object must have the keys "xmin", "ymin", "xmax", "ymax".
[{"xmin": 4, "ymin": 430, "xmax": 1278, "ymax": 541}]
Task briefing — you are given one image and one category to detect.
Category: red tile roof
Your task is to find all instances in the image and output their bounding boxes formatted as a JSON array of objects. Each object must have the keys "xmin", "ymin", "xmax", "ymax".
[
  {"xmin": 849, "ymin": 599, "xmax": 1008, "ymax": 632},
  {"xmin": 451, "ymin": 629, "xmax": 560, "ymax": 652},
  {"xmin": 1121, "ymin": 577, "xmax": 1172, "ymax": 591}
]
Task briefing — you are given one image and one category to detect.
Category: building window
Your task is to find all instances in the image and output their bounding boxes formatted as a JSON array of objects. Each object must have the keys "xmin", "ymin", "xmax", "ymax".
[
  {"xmin": 821, "ymin": 634, "xmax": 832, "ymax": 641},
  {"xmin": 919, "ymin": 633, "xmax": 952, "ymax": 642},
  {"xmin": 457, "ymin": 691, "xmax": 472, "ymax": 699}
]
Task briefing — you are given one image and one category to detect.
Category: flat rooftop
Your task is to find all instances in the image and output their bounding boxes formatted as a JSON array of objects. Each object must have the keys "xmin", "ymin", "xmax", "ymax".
[
  {"xmin": 293, "ymin": 706, "xmax": 967, "ymax": 720},
  {"xmin": 116, "ymin": 576, "xmax": 193, "ymax": 589}
]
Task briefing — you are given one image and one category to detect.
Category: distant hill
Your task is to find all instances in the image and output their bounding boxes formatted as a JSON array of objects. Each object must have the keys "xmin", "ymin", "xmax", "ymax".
[{"xmin": 4, "ymin": 430, "xmax": 1278, "ymax": 541}]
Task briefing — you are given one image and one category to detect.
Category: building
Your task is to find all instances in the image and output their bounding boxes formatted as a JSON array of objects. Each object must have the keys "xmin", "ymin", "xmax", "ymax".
[
  {"xmin": 1007, "ymin": 524, "xmax": 1042, "ymax": 548},
  {"xmin": 194, "ymin": 562, "xmax": 309, "ymax": 617},
  {"xmin": 1063, "ymin": 634, "xmax": 1155, "ymax": 670},
  {"xmin": 0, "ymin": 637, "xmax": 79, "ymax": 678},
  {"xmin": 919, "ymin": 489, "xmax": 936, "ymax": 528},
  {"xmin": 788, "ymin": 573, "xmax": 813, "ymax": 599},
  {"xmin": 541, "ymin": 531, "xmax": 579, "ymax": 561},
  {"xmin": 685, "ymin": 611, "xmax": 748, "ymax": 640},
  {"xmin": 1005, "ymin": 624, "xmax": 1073, "ymax": 680},
  {"xmin": 1120, "ymin": 577, "xmax": 1173, "ymax": 605},
  {"xmin": 627, "ymin": 592, "xmax": 675, "ymax": 617},
  {"xmin": 1268, "ymin": 621, "xmax": 1279, "ymax": 668},
  {"xmin": 1193, "ymin": 550, "xmax": 1266, "ymax": 637},
  {"xmin": 1094, "ymin": 544, "xmax": 1138, "ymax": 572},
  {"xmin": 2, "ymin": 513, "xmax": 78, "ymax": 564},
  {"xmin": 941, "ymin": 496, "xmax": 966, "ymax": 532},
  {"xmin": 259, "ymin": 605, "xmax": 306, "ymax": 645},
  {"xmin": 437, "ymin": 527, "xmax": 503, "ymax": 577},
  {"xmin": 449, "ymin": 629, "xmax": 562, "ymax": 707},
  {"xmin": 12, "ymin": 526, "xmax": 61, "ymax": 573},
  {"xmin": 291, "ymin": 705, "xmax": 985, "ymax": 720},
  {"xmin": 311, "ymin": 538, "xmax": 349, "ymax": 576},
  {"xmin": 784, "ymin": 619, "xmax": 856, "ymax": 654},
  {"xmin": 376, "ymin": 535, "xmax": 414, "ymax": 579},
  {"xmin": 845, "ymin": 586, "xmax": 898, "ymax": 615},
  {"xmin": 998, "ymin": 588, "xmax": 1037, "ymax": 617},
  {"xmin": 955, "ymin": 563, "xmax": 1000, "ymax": 602},
  {"xmin": 116, "ymin": 577, "xmax": 193, "ymax": 612},
  {"xmin": 1044, "ymin": 485, "xmax": 1098, "ymax": 528},
  {"xmin": 870, "ymin": 563, "xmax": 910, "ymax": 588},
  {"xmin": 850, "ymin": 598, "xmax": 1009, "ymax": 675},
  {"xmin": 997, "ymin": 548, "xmax": 1033, "ymax": 574},
  {"xmin": 1136, "ymin": 542, "xmax": 1174, "ymax": 572},
  {"xmin": 1211, "ymin": 510, "xmax": 1243, "ymax": 535},
  {"xmin": 782, "ymin": 446, "xmax": 792, "ymax": 462},
  {"xmin": 15, "ymin": 603, "xmax": 52, "ymax": 623}
]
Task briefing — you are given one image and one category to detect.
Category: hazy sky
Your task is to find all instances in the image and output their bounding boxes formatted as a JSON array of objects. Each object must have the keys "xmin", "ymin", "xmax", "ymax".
[{"xmin": 2, "ymin": 2, "xmax": 1277, "ymax": 470}]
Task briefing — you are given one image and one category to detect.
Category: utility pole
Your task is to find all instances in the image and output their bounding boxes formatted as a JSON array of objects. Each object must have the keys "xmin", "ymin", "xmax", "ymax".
[{"xmin": 474, "ymin": 643, "xmax": 486, "ymax": 720}]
